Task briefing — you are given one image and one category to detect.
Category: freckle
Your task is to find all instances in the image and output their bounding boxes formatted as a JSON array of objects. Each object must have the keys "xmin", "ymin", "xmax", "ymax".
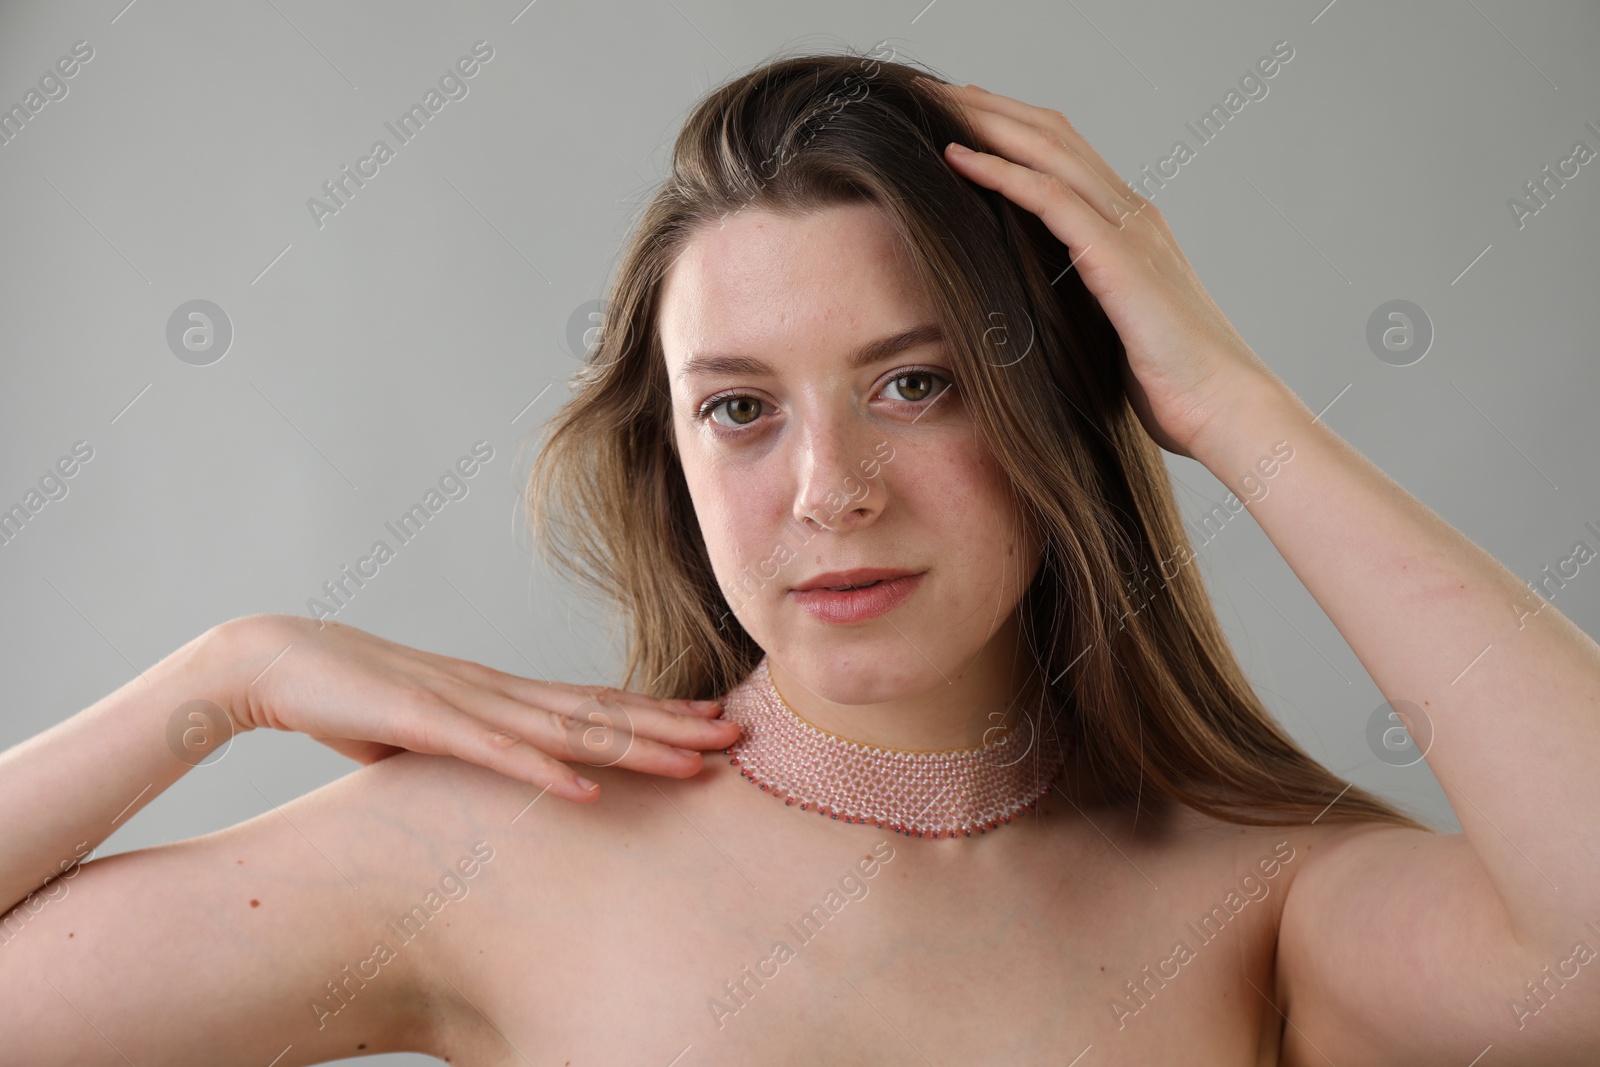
[
  {"xmin": 236, "ymin": 859, "xmax": 244, "ymax": 864},
  {"xmin": 250, "ymin": 899, "xmax": 260, "ymax": 908},
  {"xmin": 68, "ymin": 932, "xmax": 74, "ymax": 938},
  {"xmin": 357, "ymin": 1044, "xmax": 366, "ymax": 1050}
]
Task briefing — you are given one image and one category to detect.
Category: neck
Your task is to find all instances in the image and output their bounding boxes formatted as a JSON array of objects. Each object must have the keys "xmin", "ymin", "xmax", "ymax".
[{"xmin": 762, "ymin": 616, "xmax": 1044, "ymax": 752}]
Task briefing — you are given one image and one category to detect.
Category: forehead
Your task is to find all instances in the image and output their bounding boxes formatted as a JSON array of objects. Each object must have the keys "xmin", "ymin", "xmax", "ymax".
[{"xmin": 657, "ymin": 203, "xmax": 931, "ymax": 366}]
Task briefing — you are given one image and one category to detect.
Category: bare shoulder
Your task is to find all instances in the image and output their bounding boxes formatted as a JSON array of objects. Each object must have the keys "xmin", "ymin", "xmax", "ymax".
[
  {"xmin": 350, "ymin": 749, "xmax": 701, "ymax": 1057},
  {"xmin": 1274, "ymin": 819, "xmax": 1500, "ymax": 967},
  {"xmin": 358, "ymin": 744, "xmax": 690, "ymax": 850},
  {"xmin": 1071, "ymin": 791, "xmax": 1360, "ymax": 885},
  {"xmin": 0, "ymin": 745, "xmax": 590, "ymax": 1065},
  {"xmin": 1274, "ymin": 815, "xmax": 1473, "ymax": 940}
]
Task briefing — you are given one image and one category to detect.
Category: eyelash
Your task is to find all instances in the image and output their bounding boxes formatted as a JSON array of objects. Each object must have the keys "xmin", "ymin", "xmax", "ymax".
[{"xmin": 693, "ymin": 366, "xmax": 955, "ymax": 429}]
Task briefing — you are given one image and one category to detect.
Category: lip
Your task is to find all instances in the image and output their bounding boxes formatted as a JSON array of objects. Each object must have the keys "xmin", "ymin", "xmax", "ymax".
[
  {"xmin": 789, "ymin": 572, "xmax": 926, "ymax": 624},
  {"xmin": 791, "ymin": 567, "xmax": 921, "ymax": 592}
]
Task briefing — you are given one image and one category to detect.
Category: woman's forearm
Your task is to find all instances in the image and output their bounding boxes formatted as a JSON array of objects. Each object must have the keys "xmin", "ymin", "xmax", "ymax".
[
  {"xmin": 0, "ymin": 621, "xmax": 249, "ymax": 920},
  {"xmin": 1192, "ymin": 373, "xmax": 1600, "ymax": 948}
]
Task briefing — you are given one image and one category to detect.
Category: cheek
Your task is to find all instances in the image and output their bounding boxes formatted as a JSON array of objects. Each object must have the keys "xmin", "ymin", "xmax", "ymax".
[
  {"xmin": 904, "ymin": 446, "xmax": 1034, "ymax": 585},
  {"xmin": 684, "ymin": 460, "xmax": 792, "ymax": 586}
]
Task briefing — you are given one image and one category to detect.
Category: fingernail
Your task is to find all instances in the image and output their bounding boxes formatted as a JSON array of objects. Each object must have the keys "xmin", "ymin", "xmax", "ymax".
[
  {"xmin": 948, "ymin": 142, "xmax": 974, "ymax": 156},
  {"xmin": 575, "ymin": 776, "xmax": 598, "ymax": 791},
  {"xmin": 695, "ymin": 699, "xmax": 723, "ymax": 710},
  {"xmin": 672, "ymin": 746, "xmax": 700, "ymax": 757}
]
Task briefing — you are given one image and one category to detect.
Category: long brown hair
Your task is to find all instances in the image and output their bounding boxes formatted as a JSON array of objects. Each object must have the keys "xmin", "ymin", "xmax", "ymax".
[{"xmin": 524, "ymin": 45, "xmax": 1430, "ymax": 832}]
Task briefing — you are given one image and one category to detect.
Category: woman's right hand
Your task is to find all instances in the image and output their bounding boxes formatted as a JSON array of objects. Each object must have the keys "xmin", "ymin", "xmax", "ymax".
[{"xmin": 209, "ymin": 614, "xmax": 741, "ymax": 801}]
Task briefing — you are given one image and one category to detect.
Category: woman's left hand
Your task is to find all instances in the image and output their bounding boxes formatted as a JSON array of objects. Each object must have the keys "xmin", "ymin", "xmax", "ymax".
[{"xmin": 920, "ymin": 78, "xmax": 1284, "ymax": 460}]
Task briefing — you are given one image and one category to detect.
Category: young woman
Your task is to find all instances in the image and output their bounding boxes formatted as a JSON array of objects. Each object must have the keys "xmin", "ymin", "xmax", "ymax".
[{"xmin": 4, "ymin": 49, "xmax": 1598, "ymax": 1065}]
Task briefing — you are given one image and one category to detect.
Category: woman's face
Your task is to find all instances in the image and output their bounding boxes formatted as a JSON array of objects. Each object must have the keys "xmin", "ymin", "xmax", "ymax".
[{"xmin": 658, "ymin": 202, "xmax": 1042, "ymax": 726}]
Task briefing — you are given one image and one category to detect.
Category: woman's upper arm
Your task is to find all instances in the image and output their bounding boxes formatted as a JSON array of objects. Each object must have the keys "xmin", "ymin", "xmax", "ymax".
[
  {"xmin": 0, "ymin": 757, "xmax": 459, "ymax": 1065},
  {"xmin": 1276, "ymin": 825, "xmax": 1599, "ymax": 1066}
]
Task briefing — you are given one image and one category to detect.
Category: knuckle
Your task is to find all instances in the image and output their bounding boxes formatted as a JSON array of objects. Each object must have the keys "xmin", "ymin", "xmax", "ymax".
[
  {"xmin": 1038, "ymin": 171, "xmax": 1070, "ymax": 196},
  {"xmin": 400, "ymin": 680, "xmax": 450, "ymax": 714},
  {"xmin": 543, "ymin": 705, "xmax": 575, "ymax": 738},
  {"xmin": 580, "ymin": 683, "xmax": 616, "ymax": 706},
  {"xmin": 440, "ymin": 653, "xmax": 490, "ymax": 680},
  {"xmin": 484, "ymin": 727, "xmax": 523, "ymax": 752},
  {"xmin": 389, "ymin": 707, "xmax": 447, "ymax": 754}
]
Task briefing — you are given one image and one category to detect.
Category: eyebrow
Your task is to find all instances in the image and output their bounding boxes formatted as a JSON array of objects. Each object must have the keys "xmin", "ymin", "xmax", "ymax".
[{"xmin": 674, "ymin": 322, "xmax": 945, "ymax": 382}]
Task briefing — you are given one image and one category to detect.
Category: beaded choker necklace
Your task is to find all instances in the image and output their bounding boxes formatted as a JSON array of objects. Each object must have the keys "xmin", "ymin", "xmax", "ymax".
[{"xmin": 720, "ymin": 656, "xmax": 1068, "ymax": 840}]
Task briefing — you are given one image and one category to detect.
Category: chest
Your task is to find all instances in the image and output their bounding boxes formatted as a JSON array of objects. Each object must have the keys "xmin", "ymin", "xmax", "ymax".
[{"xmin": 430, "ymin": 815, "xmax": 1290, "ymax": 1066}]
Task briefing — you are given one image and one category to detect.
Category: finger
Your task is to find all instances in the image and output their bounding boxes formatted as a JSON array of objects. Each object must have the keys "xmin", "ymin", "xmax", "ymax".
[
  {"xmin": 393, "ymin": 702, "xmax": 604, "ymax": 802},
  {"xmin": 941, "ymin": 140, "xmax": 1122, "ymax": 254},
  {"xmin": 483, "ymin": 669, "xmax": 730, "ymax": 720},
  {"xmin": 592, "ymin": 687, "xmax": 729, "ymax": 719},
  {"xmin": 946, "ymin": 106, "xmax": 1143, "ymax": 228},
  {"xmin": 937, "ymin": 82, "xmax": 1142, "ymax": 208},
  {"xmin": 540, "ymin": 691, "xmax": 743, "ymax": 765},
  {"xmin": 541, "ymin": 683, "xmax": 740, "ymax": 746},
  {"xmin": 441, "ymin": 679, "xmax": 741, "ymax": 770},
  {"xmin": 583, "ymin": 698, "xmax": 743, "ymax": 749},
  {"xmin": 577, "ymin": 732, "xmax": 736, "ymax": 778}
]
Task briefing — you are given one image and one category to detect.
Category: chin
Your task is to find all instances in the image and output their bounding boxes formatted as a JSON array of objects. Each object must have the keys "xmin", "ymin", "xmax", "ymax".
[{"xmin": 770, "ymin": 636, "xmax": 948, "ymax": 704}]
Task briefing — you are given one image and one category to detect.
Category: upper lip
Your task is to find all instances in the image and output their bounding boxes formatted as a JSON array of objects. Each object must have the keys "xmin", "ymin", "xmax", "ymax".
[{"xmin": 791, "ymin": 568, "xmax": 923, "ymax": 592}]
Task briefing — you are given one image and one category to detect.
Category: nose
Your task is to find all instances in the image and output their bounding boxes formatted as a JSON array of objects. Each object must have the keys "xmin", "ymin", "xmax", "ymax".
[{"xmin": 791, "ymin": 409, "xmax": 886, "ymax": 532}]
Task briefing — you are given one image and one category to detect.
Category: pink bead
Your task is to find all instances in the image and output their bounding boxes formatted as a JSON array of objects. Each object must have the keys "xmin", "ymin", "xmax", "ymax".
[{"xmin": 713, "ymin": 655, "xmax": 1069, "ymax": 839}]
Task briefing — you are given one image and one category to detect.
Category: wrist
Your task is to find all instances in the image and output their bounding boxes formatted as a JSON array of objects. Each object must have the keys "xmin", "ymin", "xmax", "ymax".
[
  {"xmin": 1187, "ymin": 369, "xmax": 1313, "ymax": 478},
  {"xmin": 186, "ymin": 615, "xmax": 279, "ymax": 735}
]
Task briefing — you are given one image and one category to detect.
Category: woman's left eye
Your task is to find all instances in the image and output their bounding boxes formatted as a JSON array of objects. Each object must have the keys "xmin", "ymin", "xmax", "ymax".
[{"xmin": 881, "ymin": 369, "xmax": 951, "ymax": 404}]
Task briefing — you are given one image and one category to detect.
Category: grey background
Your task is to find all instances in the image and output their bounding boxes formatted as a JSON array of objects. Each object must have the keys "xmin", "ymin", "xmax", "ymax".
[{"xmin": 2, "ymin": 0, "xmax": 1596, "ymax": 1063}]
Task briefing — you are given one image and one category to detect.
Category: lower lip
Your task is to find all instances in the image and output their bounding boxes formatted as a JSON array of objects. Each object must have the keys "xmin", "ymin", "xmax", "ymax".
[{"xmin": 789, "ymin": 573, "xmax": 925, "ymax": 624}]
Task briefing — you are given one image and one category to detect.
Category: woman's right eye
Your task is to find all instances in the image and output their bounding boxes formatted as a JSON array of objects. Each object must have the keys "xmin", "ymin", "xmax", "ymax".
[{"xmin": 697, "ymin": 394, "xmax": 764, "ymax": 427}]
